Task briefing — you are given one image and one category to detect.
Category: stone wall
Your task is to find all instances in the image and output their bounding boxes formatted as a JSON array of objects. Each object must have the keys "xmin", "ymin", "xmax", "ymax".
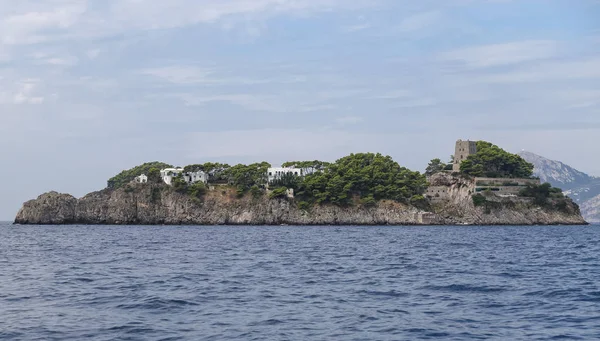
[
  {"xmin": 425, "ymin": 186, "xmax": 451, "ymax": 202},
  {"xmin": 474, "ymin": 177, "xmax": 541, "ymax": 196}
]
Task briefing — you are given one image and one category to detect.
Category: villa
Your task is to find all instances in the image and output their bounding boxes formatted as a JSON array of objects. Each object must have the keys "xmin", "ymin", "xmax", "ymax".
[
  {"xmin": 160, "ymin": 168, "xmax": 184, "ymax": 185},
  {"xmin": 159, "ymin": 168, "xmax": 209, "ymax": 186},
  {"xmin": 267, "ymin": 167, "xmax": 303, "ymax": 183}
]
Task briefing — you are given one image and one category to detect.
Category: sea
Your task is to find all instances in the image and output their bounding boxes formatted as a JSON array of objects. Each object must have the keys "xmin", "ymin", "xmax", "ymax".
[{"xmin": 1, "ymin": 222, "xmax": 599, "ymax": 341}]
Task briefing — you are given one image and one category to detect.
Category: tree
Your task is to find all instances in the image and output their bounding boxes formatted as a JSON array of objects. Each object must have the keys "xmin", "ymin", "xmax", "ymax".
[
  {"xmin": 519, "ymin": 183, "xmax": 564, "ymax": 206},
  {"xmin": 425, "ymin": 158, "xmax": 446, "ymax": 176},
  {"xmin": 172, "ymin": 174, "xmax": 188, "ymax": 193},
  {"xmin": 147, "ymin": 168, "xmax": 162, "ymax": 184},
  {"xmin": 281, "ymin": 160, "xmax": 331, "ymax": 175},
  {"xmin": 224, "ymin": 162, "xmax": 271, "ymax": 193},
  {"xmin": 460, "ymin": 141, "xmax": 534, "ymax": 178},
  {"xmin": 269, "ymin": 187, "xmax": 288, "ymax": 199},
  {"xmin": 295, "ymin": 153, "xmax": 427, "ymax": 206},
  {"xmin": 107, "ymin": 161, "xmax": 172, "ymax": 189}
]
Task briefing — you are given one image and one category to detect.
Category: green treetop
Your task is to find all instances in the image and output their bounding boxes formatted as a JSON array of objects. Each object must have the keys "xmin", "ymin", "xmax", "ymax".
[
  {"xmin": 425, "ymin": 158, "xmax": 447, "ymax": 176},
  {"xmin": 107, "ymin": 161, "xmax": 172, "ymax": 189},
  {"xmin": 294, "ymin": 153, "xmax": 427, "ymax": 206},
  {"xmin": 460, "ymin": 141, "xmax": 534, "ymax": 178}
]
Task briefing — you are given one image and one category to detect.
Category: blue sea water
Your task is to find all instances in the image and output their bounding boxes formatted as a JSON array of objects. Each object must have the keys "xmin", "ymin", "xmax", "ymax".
[{"xmin": 1, "ymin": 222, "xmax": 599, "ymax": 340}]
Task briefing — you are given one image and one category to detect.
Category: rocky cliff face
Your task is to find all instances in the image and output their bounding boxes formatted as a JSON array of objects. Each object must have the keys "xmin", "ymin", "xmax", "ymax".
[{"xmin": 14, "ymin": 177, "xmax": 586, "ymax": 225}]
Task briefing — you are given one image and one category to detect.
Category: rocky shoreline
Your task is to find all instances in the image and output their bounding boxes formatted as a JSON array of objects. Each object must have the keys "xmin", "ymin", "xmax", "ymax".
[{"xmin": 14, "ymin": 179, "xmax": 587, "ymax": 226}]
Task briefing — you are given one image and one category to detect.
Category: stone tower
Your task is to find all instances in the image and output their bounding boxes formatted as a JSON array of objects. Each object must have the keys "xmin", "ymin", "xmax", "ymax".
[{"xmin": 453, "ymin": 139, "xmax": 477, "ymax": 171}]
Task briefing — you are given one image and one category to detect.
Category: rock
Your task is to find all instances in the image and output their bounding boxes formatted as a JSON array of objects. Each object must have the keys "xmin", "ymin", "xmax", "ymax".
[
  {"xmin": 14, "ymin": 177, "xmax": 587, "ymax": 225},
  {"xmin": 14, "ymin": 192, "xmax": 77, "ymax": 224}
]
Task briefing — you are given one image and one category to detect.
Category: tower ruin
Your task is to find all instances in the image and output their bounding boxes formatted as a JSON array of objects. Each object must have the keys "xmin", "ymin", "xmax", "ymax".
[{"xmin": 453, "ymin": 139, "xmax": 477, "ymax": 171}]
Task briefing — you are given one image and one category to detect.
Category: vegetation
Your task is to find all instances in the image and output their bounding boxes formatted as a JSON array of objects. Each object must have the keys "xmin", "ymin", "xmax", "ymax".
[
  {"xmin": 224, "ymin": 162, "xmax": 271, "ymax": 193},
  {"xmin": 268, "ymin": 187, "xmax": 289, "ymax": 199},
  {"xmin": 150, "ymin": 187, "xmax": 162, "ymax": 203},
  {"xmin": 147, "ymin": 168, "xmax": 162, "ymax": 183},
  {"xmin": 460, "ymin": 141, "xmax": 534, "ymax": 178},
  {"xmin": 281, "ymin": 160, "xmax": 331, "ymax": 174},
  {"xmin": 472, "ymin": 193, "xmax": 487, "ymax": 207},
  {"xmin": 269, "ymin": 172, "xmax": 301, "ymax": 189},
  {"xmin": 519, "ymin": 183, "xmax": 564, "ymax": 206},
  {"xmin": 107, "ymin": 161, "xmax": 172, "ymax": 189},
  {"xmin": 292, "ymin": 153, "xmax": 427, "ymax": 206},
  {"xmin": 425, "ymin": 158, "xmax": 447, "ymax": 176}
]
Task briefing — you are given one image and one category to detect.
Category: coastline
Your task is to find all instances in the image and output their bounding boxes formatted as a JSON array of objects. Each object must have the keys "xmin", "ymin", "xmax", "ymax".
[{"xmin": 13, "ymin": 183, "xmax": 587, "ymax": 226}]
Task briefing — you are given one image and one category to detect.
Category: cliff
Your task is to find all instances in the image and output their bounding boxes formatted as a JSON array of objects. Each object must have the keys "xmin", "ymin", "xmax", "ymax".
[{"xmin": 14, "ymin": 175, "xmax": 587, "ymax": 225}]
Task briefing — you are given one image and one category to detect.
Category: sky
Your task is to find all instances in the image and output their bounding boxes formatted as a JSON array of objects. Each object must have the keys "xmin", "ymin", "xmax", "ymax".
[{"xmin": 1, "ymin": 0, "xmax": 599, "ymax": 220}]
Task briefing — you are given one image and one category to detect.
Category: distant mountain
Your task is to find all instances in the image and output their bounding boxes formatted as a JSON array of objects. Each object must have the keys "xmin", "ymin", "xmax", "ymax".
[
  {"xmin": 519, "ymin": 151, "xmax": 600, "ymax": 222},
  {"xmin": 518, "ymin": 151, "xmax": 595, "ymax": 190},
  {"xmin": 581, "ymin": 196, "xmax": 600, "ymax": 223}
]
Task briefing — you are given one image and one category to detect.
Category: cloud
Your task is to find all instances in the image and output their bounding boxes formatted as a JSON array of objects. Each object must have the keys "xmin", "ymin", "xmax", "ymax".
[
  {"xmin": 369, "ymin": 90, "xmax": 413, "ymax": 99},
  {"xmin": 440, "ymin": 40, "xmax": 560, "ymax": 68},
  {"xmin": 336, "ymin": 116, "xmax": 363, "ymax": 124},
  {"xmin": 0, "ymin": 2, "xmax": 86, "ymax": 45},
  {"xmin": 478, "ymin": 122, "xmax": 600, "ymax": 132},
  {"xmin": 0, "ymin": 0, "xmax": 377, "ymax": 45},
  {"xmin": 141, "ymin": 66, "xmax": 214, "ymax": 85},
  {"xmin": 30, "ymin": 52, "xmax": 79, "ymax": 66},
  {"xmin": 1, "ymin": 79, "xmax": 45, "ymax": 104},
  {"xmin": 479, "ymin": 57, "xmax": 600, "ymax": 83},
  {"xmin": 86, "ymin": 49, "xmax": 100, "ymax": 60},
  {"xmin": 397, "ymin": 11, "xmax": 442, "ymax": 32},
  {"xmin": 184, "ymin": 128, "xmax": 396, "ymax": 163}
]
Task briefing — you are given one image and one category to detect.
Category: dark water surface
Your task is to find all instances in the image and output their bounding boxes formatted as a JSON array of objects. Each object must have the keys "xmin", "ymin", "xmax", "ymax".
[{"xmin": 1, "ymin": 222, "xmax": 600, "ymax": 340}]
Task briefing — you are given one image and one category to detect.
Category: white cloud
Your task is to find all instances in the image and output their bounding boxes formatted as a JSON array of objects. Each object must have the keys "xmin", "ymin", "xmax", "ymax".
[
  {"xmin": 336, "ymin": 116, "xmax": 364, "ymax": 124},
  {"xmin": 12, "ymin": 79, "xmax": 44, "ymax": 104},
  {"xmin": 35, "ymin": 55, "xmax": 79, "ymax": 66},
  {"xmin": 369, "ymin": 90, "xmax": 413, "ymax": 99},
  {"xmin": 86, "ymin": 49, "xmax": 100, "ymax": 60},
  {"xmin": 0, "ymin": 0, "xmax": 377, "ymax": 45},
  {"xmin": 184, "ymin": 128, "xmax": 395, "ymax": 162},
  {"xmin": 480, "ymin": 57, "xmax": 600, "ymax": 83},
  {"xmin": 0, "ymin": 2, "xmax": 86, "ymax": 45},
  {"xmin": 141, "ymin": 66, "xmax": 214, "ymax": 85},
  {"xmin": 440, "ymin": 40, "xmax": 560, "ymax": 68},
  {"xmin": 397, "ymin": 11, "xmax": 442, "ymax": 32}
]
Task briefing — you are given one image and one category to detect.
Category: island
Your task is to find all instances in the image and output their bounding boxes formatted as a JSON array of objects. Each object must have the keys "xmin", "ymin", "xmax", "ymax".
[{"xmin": 14, "ymin": 140, "xmax": 587, "ymax": 226}]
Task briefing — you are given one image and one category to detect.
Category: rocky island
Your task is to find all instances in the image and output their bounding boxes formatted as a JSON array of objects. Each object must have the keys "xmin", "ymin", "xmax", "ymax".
[{"xmin": 14, "ymin": 140, "xmax": 587, "ymax": 226}]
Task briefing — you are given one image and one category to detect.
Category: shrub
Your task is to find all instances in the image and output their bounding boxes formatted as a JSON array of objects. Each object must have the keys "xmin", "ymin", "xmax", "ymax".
[
  {"xmin": 472, "ymin": 194, "xmax": 486, "ymax": 207},
  {"xmin": 187, "ymin": 182, "xmax": 207, "ymax": 199},
  {"xmin": 361, "ymin": 195, "xmax": 376, "ymax": 207},
  {"xmin": 151, "ymin": 187, "xmax": 162, "ymax": 203},
  {"xmin": 410, "ymin": 195, "xmax": 429, "ymax": 209},
  {"xmin": 250, "ymin": 185, "xmax": 263, "ymax": 198},
  {"xmin": 107, "ymin": 161, "xmax": 172, "ymax": 189},
  {"xmin": 298, "ymin": 201, "xmax": 311, "ymax": 210},
  {"xmin": 269, "ymin": 187, "xmax": 288, "ymax": 199}
]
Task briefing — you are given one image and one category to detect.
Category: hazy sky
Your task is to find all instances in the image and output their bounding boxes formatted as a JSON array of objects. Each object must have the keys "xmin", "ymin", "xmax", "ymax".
[{"xmin": 1, "ymin": 0, "xmax": 599, "ymax": 220}]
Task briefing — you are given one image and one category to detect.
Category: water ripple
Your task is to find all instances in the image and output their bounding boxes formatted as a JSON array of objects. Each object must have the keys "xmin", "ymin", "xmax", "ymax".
[{"xmin": 1, "ymin": 223, "xmax": 600, "ymax": 340}]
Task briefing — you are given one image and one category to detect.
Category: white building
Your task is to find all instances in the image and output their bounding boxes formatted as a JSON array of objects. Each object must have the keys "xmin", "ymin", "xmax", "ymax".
[
  {"xmin": 183, "ymin": 171, "xmax": 209, "ymax": 185},
  {"xmin": 160, "ymin": 168, "xmax": 184, "ymax": 185},
  {"xmin": 267, "ymin": 167, "xmax": 303, "ymax": 183},
  {"xmin": 134, "ymin": 174, "xmax": 148, "ymax": 184},
  {"xmin": 160, "ymin": 168, "xmax": 209, "ymax": 186}
]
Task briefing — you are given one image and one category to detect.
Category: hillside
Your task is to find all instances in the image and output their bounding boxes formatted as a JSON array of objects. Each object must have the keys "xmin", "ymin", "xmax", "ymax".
[
  {"xmin": 519, "ymin": 151, "xmax": 600, "ymax": 222},
  {"xmin": 14, "ymin": 175, "xmax": 585, "ymax": 226}
]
